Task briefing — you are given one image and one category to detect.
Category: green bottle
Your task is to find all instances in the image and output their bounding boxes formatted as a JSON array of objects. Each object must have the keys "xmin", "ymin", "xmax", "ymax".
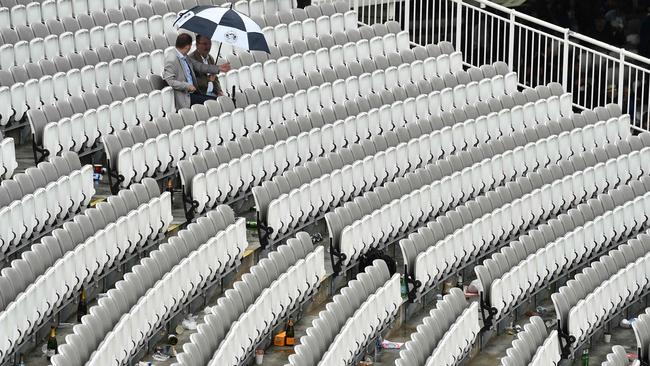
[
  {"xmin": 246, "ymin": 220, "xmax": 258, "ymax": 229},
  {"xmin": 46, "ymin": 326, "xmax": 58, "ymax": 360},
  {"xmin": 400, "ymin": 274, "xmax": 408, "ymax": 299},
  {"xmin": 581, "ymin": 348, "xmax": 589, "ymax": 366}
]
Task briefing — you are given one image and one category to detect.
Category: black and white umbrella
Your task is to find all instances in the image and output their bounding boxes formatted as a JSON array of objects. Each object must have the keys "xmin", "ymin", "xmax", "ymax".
[{"xmin": 173, "ymin": 5, "xmax": 270, "ymax": 54}]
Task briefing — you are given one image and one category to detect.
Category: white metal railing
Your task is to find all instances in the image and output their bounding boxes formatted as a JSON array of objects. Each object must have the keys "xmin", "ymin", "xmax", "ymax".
[{"xmin": 327, "ymin": 0, "xmax": 650, "ymax": 132}]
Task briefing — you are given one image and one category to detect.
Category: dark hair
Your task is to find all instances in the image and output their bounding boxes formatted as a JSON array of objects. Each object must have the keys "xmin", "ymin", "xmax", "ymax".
[
  {"xmin": 175, "ymin": 33, "xmax": 193, "ymax": 49},
  {"xmin": 196, "ymin": 34, "xmax": 209, "ymax": 43}
]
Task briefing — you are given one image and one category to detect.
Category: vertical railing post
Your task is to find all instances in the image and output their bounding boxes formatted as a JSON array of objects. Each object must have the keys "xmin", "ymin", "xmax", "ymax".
[
  {"xmin": 403, "ymin": 0, "xmax": 410, "ymax": 37},
  {"xmin": 454, "ymin": 0, "xmax": 463, "ymax": 52},
  {"xmin": 617, "ymin": 50, "xmax": 626, "ymax": 109},
  {"xmin": 561, "ymin": 29, "xmax": 570, "ymax": 91},
  {"xmin": 352, "ymin": 0, "xmax": 365, "ymax": 23},
  {"xmin": 507, "ymin": 10, "xmax": 515, "ymax": 71}
]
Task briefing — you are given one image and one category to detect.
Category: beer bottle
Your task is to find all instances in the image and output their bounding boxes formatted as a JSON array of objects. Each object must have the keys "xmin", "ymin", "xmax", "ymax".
[
  {"xmin": 46, "ymin": 326, "xmax": 58, "ymax": 360},
  {"xmin": 285, "ymin": 318, "xmax": 295, "ymax": 346},
  {"xmin": 581, "ymin": 348, "xmax": 589, "ymax": 366},
  {"xmin": 77, "ymin": 287, "xmax": 88, "ymax": 322},
  {"xmin": 17, "ymin": 354, "xmax": 25, "ymax": 366},
  {"xmin": 246, "ymin": 220, "xmax": 258, "ymax": 229}
]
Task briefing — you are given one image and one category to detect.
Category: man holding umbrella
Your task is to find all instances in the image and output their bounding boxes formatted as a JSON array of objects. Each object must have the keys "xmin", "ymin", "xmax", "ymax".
[
  {"xmin": 172, "ymin": 4, "xmax": 270, "ymax": 105},
  {"xmin": 190, "ymin": 34, "xmax": 232, "ymax": 97},
  {"xmin": 163, "ymin": 33, "xmax": 224, "ymax": 108}
]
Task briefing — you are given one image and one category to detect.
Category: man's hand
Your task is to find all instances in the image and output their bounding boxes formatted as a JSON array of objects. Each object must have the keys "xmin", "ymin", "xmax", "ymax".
[
  {"xmin": 219, "ymin": 63, "xmax": 232, "ymax": 73},
  {"xmin": 207, "ymin": 74, "xmax": 216, "ymax": 82},
  {"xmin": 188, "ymin": 85, "xmax": 196, "ymax": 93},
  {"xmin": 217, "ymin": 91, "xmax": 224, "ymax": 97}
]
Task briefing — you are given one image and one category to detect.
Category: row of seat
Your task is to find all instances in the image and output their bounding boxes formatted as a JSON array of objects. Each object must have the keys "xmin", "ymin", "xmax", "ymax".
[
  {"xmin": 0, "ymin": 190, "xmax": 171, "ymax": 362},
  {"xmin": 265, "ymin": 95, "xmax": 600, "ymax": 243},
  {"xmin": 3, "ymin": 48, "xmax": 164, "ymax": 124},
  {"xmin": 558, "ymin": 232, "xmax": 650, "ymax": 352},
  {"xmin": 0, "ymin": 12, "xmax": 175, "ymax": 69},
  {"xmin": 176, "ymin": 232, "xmax": 316, "ymax": 365},
  {"xmin": 0, "ymin": 0, "xmax": 337, "ymax": 59},
  {"xmin": 52, "ymin": 204, "xmax": 238, "ymax": 366},
  {"xmin": 250, "ymin": 1, "xmax": 347, "ymax": 28},
  {"xmin": 529, "ymin": 330, "xmax": 561, "ymax": 366},
  {"xmin": 229, "ymin": 0, "xmax": 296, "ymax": 18},
  {"xmin": 602, "ymin": 345, "xmax": 636, "ymax": 366},
  {"xmin": 634, "ymin": 309, "xmax": 650, "ymax": 365},
  {"xmin": 230, "ymin": 51, "xmax": 506, "ymax": 113},
  {"xmin": 86, "ymin": 217, "xmax": 248, "ymax": 366},
  {"xmin": 191, "ymin": 59, "xmax": 511, "ymax": 214},
  {"xmin": 182, "ymin": 69, "xmax": 528, "ymax": 218},
  {"xmin": 222, "ymin": 30, "xmax": 419, "ymax": 94},
  {"xmin": 230, "ymin": 36, "xmax": 465, "ymax": 110},
  {"xmin": 490, "ymin": 183, "xmax": 650, "ymax": 321},
  {"xmin": 0, "ymin": 151, "xmax": 82, "ymax": 209},
  {"xmin": 330, "ymin": 97, "xmax": 593, "ymax": 249},
  {"xmin": 173, "ymin": 232, "xmax": 316, "ymax": 366},
  {"xmin": 480, "ymin": 173, "xmax": 650, "ymax": 320},
  {"xmin": 424, "ymin": 303, "xmax": 479, "ymax": 366},
  {"xmin": 420, "ymin": 145, "xmax": 649, "ymax": 301},
  {"xmin": 119, "ymin": 51, "xmax": 473, "ymax": 189},
  {"xmin": 0, "ymin": 29, "xmax": 168, "ymax": 87},
  {"xmin": 318, "ymin": 273, "xmax": 401, "ymax": 366},
  {"xmin": 180, "ymin": 55, "xmax": 508, "ymax": 200},
  {"xmin": 568, "ymin": 246, "xmax": 650, "ymax": 359},
  {"xmin": 332, "ymin": 126, "xmax": 561, "ymax": 271},
  {"xmin": 407, "ymin": 136, "xmax": 648, "ymax": 302},
  {"xmin": 252, "ymin": 64, "xmax": 517, "ymax": 229},
  {"xmin": 0, "ymin": 178, "xmax": 162, "ymax": 313},
  {"xmin": 226, "ymin": 21, "xmax": 417, "ymax": 70},
  {"xmin": 415, "ymin": 133, "xmax": 648, "ymax": 298},
  {"xmin": 205, "ymin": 246, "xmax": 325, "ymax": 366},
  {"xmin": 287, "ymin": 259, "xmax": 391, "ymax": 366},
  {"xmin": 104, "ymin": 32, "xmax": 425, "ymax": 167},
  {"xmin": 343, "ymin": 120, "xmax": 625, "ymax": 266},
  {"xmin": 0, "ymin": 0, "xmax": 211, "ymax": 28},
  {"xmin": 0, "ymin": 163, "xmax": 94, "ymax": 255},
  {"xmin": 28, "ymin": 74, "xmax": 171, "ymax": 144},
  {"xmin": 0, "ymin": 5, "xmax": 357, "ymax": 72},
  {"xmin": 500, "ymin": 316, "xmax": 556, "ymax": 366},
  {"xmin": 396, "ymin": 288, "xmax": 470, "ymax": 366},
  {"xmin": 113, "ymin": 40, "xmax": 440, "ymax": 169},
  {"xmin": 328, "ymin": 99, "xmax": 597, "ymax": 263},
  {"xmin": 210, "ymin": 83, "xmax": 565, "ymax": 224},
  {"xmin": 262, "ymin": 11, "xmax": 357, "ymax": 48},
  {"xmin": 41, "ymin": 85, "xmax": 174, "ymax": 157}
]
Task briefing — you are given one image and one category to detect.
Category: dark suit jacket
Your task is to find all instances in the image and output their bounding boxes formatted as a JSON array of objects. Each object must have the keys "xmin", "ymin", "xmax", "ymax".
[{"xmin": 189, "ymin": 50, "xmax": 223, "ymax": 95}]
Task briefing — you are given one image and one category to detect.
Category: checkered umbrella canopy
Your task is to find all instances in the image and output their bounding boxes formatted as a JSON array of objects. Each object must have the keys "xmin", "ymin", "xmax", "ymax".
[{"xmin": 174, "ymin": 5, "xmax": 270, "ymax": 53}]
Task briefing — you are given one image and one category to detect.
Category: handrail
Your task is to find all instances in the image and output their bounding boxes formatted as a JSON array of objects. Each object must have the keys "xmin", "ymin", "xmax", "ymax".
[{"xmin": 341, "ymin": 0, "xmax": 650, "ymax": 130}]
